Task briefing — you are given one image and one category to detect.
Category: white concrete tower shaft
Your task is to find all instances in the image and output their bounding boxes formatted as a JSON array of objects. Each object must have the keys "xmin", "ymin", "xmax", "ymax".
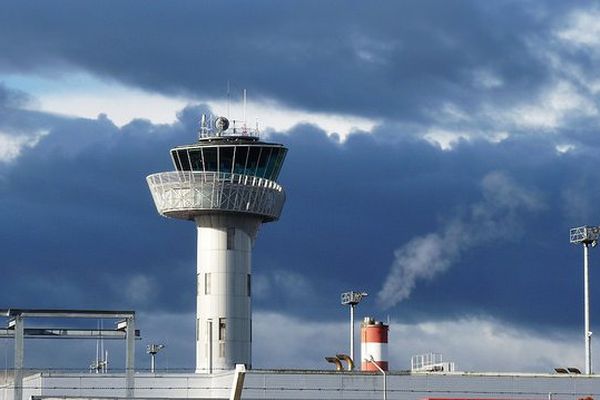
[
  {"xmin": 195, "ymin": 215, "xmax": 261, "ymax": 372},
  {"xmin": 147, "ymin": 119, "xmax": 287, "ymax": 373}
]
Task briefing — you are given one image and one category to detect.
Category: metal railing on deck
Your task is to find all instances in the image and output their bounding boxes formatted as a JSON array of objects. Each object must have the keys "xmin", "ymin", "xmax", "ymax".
[{"xmin": 146, "ymin": 172, "xmax": 285, "ymax": 222}]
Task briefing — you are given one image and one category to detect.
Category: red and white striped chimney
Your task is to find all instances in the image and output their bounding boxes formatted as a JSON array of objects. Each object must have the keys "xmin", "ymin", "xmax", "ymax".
[{"xmin": 360, "ymin": 317, "xmax": 389, "ymax": 371}]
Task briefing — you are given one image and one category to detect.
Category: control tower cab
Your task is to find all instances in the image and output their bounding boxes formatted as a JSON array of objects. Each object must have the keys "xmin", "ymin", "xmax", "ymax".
[{"xmin": 147, "ymin": 115, "xmax": 287, "ymax": 373}]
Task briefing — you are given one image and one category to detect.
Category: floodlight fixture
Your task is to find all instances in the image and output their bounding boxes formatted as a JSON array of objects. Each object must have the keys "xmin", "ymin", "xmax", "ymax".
[
  {"xmin": 570, "ymin": 225, "xmax": 600, "ymax": 245},
  {"xmin": 341, "ymin": 291, "xmax": 368, "ymax": 362},
  {"xmin": 570, "ymin": 225, "xmax": 600, "ymax": 375}
]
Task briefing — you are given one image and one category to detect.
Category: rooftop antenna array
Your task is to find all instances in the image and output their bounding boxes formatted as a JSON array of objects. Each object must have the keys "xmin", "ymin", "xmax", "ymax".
[
  {"xmin": 90, "ymin": 319, "xmax": 108, "ymax": 374},
  {"xmin": 243, "ymin": 89, "xmax": 247, "ymax": 134},
  {"xmin": 197, "ymin": 89, "xmax": 260, "ymax": 139},
  {"xmin": 227, "ymin": 80, "xmax": 231, "ymax": 119}
]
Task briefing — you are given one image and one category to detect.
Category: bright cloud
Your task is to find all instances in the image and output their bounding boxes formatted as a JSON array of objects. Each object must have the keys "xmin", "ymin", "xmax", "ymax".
[
  {"xmin": 3, "ymin": 73, "xmax": 375, "ymax": 137},
  {"xmin": 557, "ymin": 8, "xmax": 600, "ymax": 48},
  {"xmin": 499, "ymin": 81, "xmax": 597, "ymax": 130},
  {"xmin": 0, "ymin": 130, "xmax": 46, "ymax": 163}
]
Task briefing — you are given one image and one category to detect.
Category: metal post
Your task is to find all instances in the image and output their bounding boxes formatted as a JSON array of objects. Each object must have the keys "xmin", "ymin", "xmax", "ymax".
[
  {"xmin": 207, "ymin": 319, "xmax": 213, "ymax": 374},
  {"xmin": 229, "ymin": 364, "xmax": 246, "ymax": 400},
  {"xmin": 13, "ymin": 316, "xmax": 23, "ymax": 400},
  {"xmin": 367, "ymin": 356, "xmax": 387, "ymax": 400},
  {"xmin": 150, "ymin": 353, "xmax": 156, "ymax": 373},
  {"xmin": 584, "ymin": 243, "xmax": 592, "ymax": 374},
  {"xmin": 125, "ymin": 317, "xmax": 135, "ymax": 399},
  {"xmin": 350, "ymin": 304, "xmax": 355, "ymax": 362}
]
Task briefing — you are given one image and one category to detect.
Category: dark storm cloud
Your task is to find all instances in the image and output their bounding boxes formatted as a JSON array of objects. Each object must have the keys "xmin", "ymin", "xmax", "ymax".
[{"xmin": 0, "ymin": 1, "xmax": 573, "ymax": 121}]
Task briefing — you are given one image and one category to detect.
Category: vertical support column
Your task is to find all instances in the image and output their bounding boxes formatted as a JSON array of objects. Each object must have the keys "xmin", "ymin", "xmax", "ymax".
[
  {"xmin": 13, "ymin": 316, "xmax": 23, "ymax": 400},
  {"xmin": 195, "ymin": 215, "xmax": 260, "ymax": 373},
  {"xmin": 125, "ymin": 316, "xmax": 135, "ymax": 399},
  {"xmin": 350, "ymin": 304, "xmax": 355, "ymax": 362},
  {"xmin": 584, "ymin": 243, "xmax": 592, "ymax": 375}
]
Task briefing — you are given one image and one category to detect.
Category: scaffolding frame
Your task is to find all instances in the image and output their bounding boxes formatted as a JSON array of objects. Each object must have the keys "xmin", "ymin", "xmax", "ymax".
[{"xmin": 0, "ymin": 309, "xmax": 139, "ymax": 400}]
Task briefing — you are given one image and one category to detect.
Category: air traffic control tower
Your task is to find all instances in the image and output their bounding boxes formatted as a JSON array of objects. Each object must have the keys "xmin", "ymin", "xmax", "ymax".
[{"xmin": 147, "ymin": 115, "xmax": 287, "ymax": 373}]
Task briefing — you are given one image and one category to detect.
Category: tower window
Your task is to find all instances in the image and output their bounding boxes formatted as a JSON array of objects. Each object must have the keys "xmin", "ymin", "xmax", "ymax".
[
  {"xmin": 177, "ymin": 150, "xmax": 192, "ymax": 171},
  {"xmin": 203, "ymin": 147, "xmax": 218, "ymax": 172},
  {"xmin": 247, "ymin": 274, "xmax": 251, "ymax": 297},
  {"xmin": 219, "ymin": 318, "xmax": 226, "ymax": 341},
  {"xmin": 227, "ymin": 227, "xmax": 235, "ymax": 250},
  {"xmin": 219, "ymin": 146, "xmax": 234, "ymax": 175},
  {"xmin": 246, "ymin": 147, "xmax": 260, "ymax": 176},
  {"xmin": 205, "ymin": 273, "xmax": 211, "ymax": 295}
]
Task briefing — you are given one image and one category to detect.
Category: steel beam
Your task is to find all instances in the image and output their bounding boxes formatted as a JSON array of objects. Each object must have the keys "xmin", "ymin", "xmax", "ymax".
[
  {"xmin": 125, "ymin": 317, "xmax": 135, "ymax": 399},
  {"xmin": 0, "ymin": 328, "xmax": 140, "ymax": 339},
  {"xmin": 0, "ymin": 309, "xmax": 135, "ymax": 319}
]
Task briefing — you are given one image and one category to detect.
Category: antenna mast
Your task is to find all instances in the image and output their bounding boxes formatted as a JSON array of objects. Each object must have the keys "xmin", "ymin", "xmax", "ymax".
[
  {"xmin": 243, "ymin": 89, "xmax": 247, "ymax": 134},
  {"xmin": 227, "ymin": 81, "xmax": 231, "ymax": 119}
]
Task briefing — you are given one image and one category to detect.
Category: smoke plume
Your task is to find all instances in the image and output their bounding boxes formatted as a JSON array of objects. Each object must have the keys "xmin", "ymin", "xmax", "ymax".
[{"xmin": 377, "ymin": 171, "xmax": 543, "ymax": 309}]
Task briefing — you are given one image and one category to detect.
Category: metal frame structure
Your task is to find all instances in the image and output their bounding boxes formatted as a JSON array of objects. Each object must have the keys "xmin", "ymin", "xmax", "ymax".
[
  {"xmin": 570, "ymin": 225, "xmax": 600, "ymax": 375},
  {"xmin": 340, "ymin": 291, "xmax": 367, "ymax": 363},
  {"xmin": 0, "ymin": 309, "xmax": 138, "ymax": 400}
]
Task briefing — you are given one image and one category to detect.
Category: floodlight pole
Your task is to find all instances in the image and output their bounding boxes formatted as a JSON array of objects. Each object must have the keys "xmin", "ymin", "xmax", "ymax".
[
  {"xmin": 341, "ymin": 291, "xmax": 367, "ymax": 363},
  {"xmin": 350, "ymin": 304, "xmax": 355, "ymax": 362},
  {"xmin": 584, "ymin": 242, "xmax": 591, "ymax": 375},
  {"xmin": 570, "ymin": 225, "xmax": 600, "ymax": 375}
]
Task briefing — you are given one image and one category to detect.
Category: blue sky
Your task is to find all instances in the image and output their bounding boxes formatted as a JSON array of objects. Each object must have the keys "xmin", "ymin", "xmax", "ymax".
[{"xmin": 1, "ymin": 0, "xmax": 600, "ymax": 373}]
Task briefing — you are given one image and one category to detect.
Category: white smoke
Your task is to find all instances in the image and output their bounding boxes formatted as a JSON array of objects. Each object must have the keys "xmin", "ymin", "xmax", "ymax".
[{"xmin": 377, "ymin": 171, "xmax": 543, "ymax": 309}]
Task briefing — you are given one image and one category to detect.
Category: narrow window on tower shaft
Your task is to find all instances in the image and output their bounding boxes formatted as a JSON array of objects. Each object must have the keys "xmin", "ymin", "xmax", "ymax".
[
  {"xmin": 227, "ymin": 227, "xmax": 235, "ymax": 250},
  {"xmin": 205, "ymin": 273, "xmax": 211, "ymax": 295},
  {"xmin": 247, "ymin": 274, "xmax": 251, "ymax": 297},
  {"xmin": 219, "ymin": 318, "xmax": 226, "ymax": 341}
]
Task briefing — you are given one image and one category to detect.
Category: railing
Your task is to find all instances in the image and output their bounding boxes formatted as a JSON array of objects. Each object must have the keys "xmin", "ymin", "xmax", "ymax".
[{"xmin": 146, "ymin": 172, "xmax": 285, "ymax": 222}]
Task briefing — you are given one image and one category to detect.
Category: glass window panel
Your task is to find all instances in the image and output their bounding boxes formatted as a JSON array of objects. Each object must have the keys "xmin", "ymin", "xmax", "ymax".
[
  {"xmin": 256, "ymin": 147, "xmax": 269, "ymax": 178},
  {"xmin": 171, "ymin": 150, "xmax": 182, "ymax": 171},
  {"xmin": 178, "ymin": 150, "xmax": 191, "ymax": 171},
  {"xmin": 265, "ymin": 148, "xmax": 279, "ymax": 180},
  {"xmin": 246, "ymin": 146, "xmax": 260, "ymax": 176},
  {"xmin": 203, "ymin": 147, "xmax": 218, "ymax": 172},
  {"xmin": 233, "ymin": 146, "xmax": 248, "ymax": 175},
  {"xmin": 271, "ymin": 148, "xmax": 287, "ymax": 180},
  {"xmin": 220, "ymin": 147, "xmax": 234, "ymax": 176},
  {"xmin": 189, "ymin": 150, "xmax": 203, "ymax": 171}
]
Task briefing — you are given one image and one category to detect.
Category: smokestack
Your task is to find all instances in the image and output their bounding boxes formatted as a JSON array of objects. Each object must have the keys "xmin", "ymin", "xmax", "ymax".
[{"xmin": 361, "ymin": 317, "xmax": 389, "ymax": 371}]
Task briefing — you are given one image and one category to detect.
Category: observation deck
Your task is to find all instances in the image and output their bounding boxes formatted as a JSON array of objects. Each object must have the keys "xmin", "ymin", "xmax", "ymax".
[{"xmin": 146, "ymin": 171, "xmax": 285, "ymax": 222}]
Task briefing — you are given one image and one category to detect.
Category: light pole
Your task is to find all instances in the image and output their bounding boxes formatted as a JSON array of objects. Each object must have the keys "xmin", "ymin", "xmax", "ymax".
[
  {"xmin": 146, "ymin": 344, "xmax": 165, "ymax": 373},
  {"xmin": 570, "ymin": 225, "xmax": 600, "ymax": 375},
  {"xmin": 365, "ymin": 355, "xmax": 387, "ymax": 400},
  {"xmin": 341, "ymin": 291, "xmax": 367, "ymax": 363}
]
